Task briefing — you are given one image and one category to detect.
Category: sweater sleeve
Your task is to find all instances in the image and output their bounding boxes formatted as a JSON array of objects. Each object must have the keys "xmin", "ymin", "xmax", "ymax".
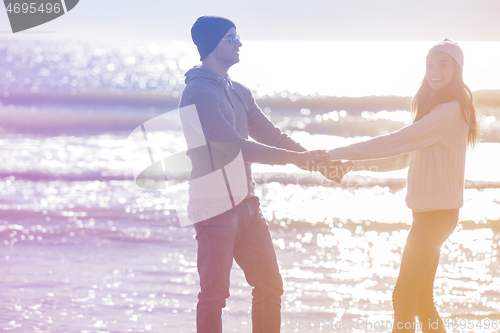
[
  {"xmin": 188, "ymin": 92, "xmax": 290, "ymax": 165},
  {"xmin": 328, "ymin": 102, "xmax": 460, "ymax": 161},
  {"xmin": 243, "ymin": 88, "xmax": 307, "ymax": 153},
  {"xmin": 352, "ymin": 153, "xmax": 411, "ymax": 172}
]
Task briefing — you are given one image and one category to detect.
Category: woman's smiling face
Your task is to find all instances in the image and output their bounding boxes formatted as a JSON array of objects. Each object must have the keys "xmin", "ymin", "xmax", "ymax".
[{"xmin": 426, "ymin": 50, "xmax": 456, "ymax": 91}]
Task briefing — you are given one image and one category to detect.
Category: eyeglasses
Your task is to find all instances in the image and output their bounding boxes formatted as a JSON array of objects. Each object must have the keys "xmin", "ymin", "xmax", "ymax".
[{"xmin": 220, "ymin": 34, "xmax": 240, "ymax": 44}]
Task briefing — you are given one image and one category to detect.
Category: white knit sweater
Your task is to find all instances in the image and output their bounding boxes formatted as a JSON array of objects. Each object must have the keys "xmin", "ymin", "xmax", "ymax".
[{"xmin": 328, "ymin": 101, "xmax": 469, "ymax": 211}]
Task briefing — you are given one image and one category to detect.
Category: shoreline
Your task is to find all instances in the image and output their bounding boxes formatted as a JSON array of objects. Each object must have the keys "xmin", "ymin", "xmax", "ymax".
[{"xmin": 1, "ymin": 89, "xmax": 499, "ymax": 113}]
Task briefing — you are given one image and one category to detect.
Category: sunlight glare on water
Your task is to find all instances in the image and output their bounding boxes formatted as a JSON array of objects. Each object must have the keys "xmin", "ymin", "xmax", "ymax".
[
  {"xmin": 2, "ymin": 39, "xmax": 500, "ymax": 331},
  {"xmin": 233, "ymin": 41, "xmax": 500, "ymax": 97}
]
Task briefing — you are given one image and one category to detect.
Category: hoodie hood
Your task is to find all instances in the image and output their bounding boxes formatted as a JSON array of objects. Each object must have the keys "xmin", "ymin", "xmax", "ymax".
[{"xmin": 185, "ymin": 67, "xmax": 229, "ymax": 85}]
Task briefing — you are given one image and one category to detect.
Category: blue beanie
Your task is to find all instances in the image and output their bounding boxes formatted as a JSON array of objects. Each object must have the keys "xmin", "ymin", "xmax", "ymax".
[{"xmin": 191, "ymin": 16, "xmax": 236, "ymax": 61}]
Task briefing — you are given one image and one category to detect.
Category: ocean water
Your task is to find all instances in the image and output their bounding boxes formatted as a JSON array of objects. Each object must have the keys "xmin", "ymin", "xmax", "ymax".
[
  {"xmin": 1, "ymin": 38, "xmax": 500, "ymax": 97},
  {"xmin": 1, "ymin": 39, "xmax": 500, "ymax": 332}
]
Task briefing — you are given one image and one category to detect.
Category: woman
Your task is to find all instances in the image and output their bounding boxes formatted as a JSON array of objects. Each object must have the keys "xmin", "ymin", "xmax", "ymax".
[{"xmin": 322, "ymin": 39, "xmax": 480, "ymax": 332}]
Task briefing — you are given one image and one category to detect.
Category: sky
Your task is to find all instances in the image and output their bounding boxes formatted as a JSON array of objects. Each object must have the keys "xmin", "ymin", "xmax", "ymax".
[{"xmin": 0, "ymin": 0, "xmax": 500, "ymax": 41}]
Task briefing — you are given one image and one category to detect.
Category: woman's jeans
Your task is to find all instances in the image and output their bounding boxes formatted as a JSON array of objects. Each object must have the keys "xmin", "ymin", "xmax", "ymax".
[
  {"xmin": 194, "ymin": 196, "xmax": 283, "ymax": 333},
  {"xmin": 392, "ymin": 209, "xmax": 459, "ymax": 333}
]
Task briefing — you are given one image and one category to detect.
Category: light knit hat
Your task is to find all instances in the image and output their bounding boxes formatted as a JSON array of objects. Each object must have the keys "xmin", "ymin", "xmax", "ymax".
[{"xmin": 427, "ymin": 38, "xmax": 464, "ymax": 72}]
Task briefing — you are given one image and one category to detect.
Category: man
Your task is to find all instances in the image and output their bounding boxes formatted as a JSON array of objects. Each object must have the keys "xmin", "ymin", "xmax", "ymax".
[{"xmin": 179, "ymin": 16, "xmax": 341, "ymax": 333}]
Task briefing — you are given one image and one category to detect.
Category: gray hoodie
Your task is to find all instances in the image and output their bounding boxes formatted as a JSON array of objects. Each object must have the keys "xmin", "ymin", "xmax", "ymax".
[{"xmin": 179, "ymin": 67, "xmax": 305, "ymax": 196}]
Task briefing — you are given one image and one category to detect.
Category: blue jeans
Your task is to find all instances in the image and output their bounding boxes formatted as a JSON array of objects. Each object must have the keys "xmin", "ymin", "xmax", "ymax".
[
  {"xmin": 392, "ymin": 210, "xmax": 459, "ymax": 333},
  {"xmin": 194, "ymin": 196, "xmax": 283, "ymax": 333}
]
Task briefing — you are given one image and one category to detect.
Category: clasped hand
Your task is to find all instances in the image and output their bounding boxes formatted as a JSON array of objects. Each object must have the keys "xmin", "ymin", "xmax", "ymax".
[{"xmin": 286, "ymin": 150, "xmax": 353, "ymax": 183}]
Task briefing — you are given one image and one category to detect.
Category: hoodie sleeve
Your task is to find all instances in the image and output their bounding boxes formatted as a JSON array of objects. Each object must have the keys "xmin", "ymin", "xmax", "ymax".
[
  {"xmin": 187, "ymin": 92, "xmax": 291, "ymax": 165},
  {"xmin": 243, "ymin": 90, "xmax": 307, "ymax": 153}
]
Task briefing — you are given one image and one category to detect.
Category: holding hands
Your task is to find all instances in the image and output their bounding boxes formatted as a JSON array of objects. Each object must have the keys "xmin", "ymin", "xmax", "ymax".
[
  {"xmin": 317, "ymin": 159, "xmax": 354, "ymax": 183},
  {"xmin": 285, "ymin": 150, "xmax": 354, "ymax": 183},
  {"xmin": 285, "ymin": 150, "xmax": 326, "ymax": 172}
]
